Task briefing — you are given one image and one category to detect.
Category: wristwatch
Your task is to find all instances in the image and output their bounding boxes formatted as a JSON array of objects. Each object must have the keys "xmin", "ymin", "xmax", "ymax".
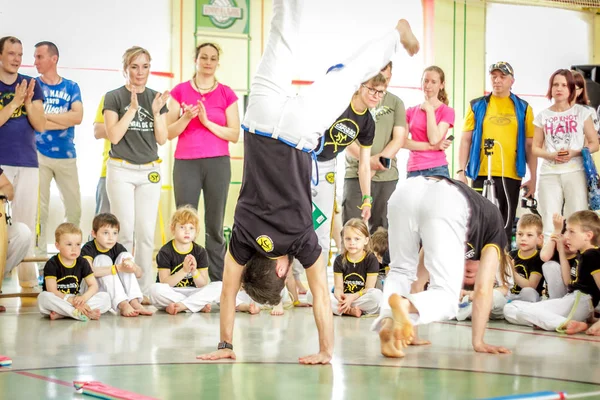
[{"xmin": 217, "ymin": 341, "xmax": 233, "ymax": 351}]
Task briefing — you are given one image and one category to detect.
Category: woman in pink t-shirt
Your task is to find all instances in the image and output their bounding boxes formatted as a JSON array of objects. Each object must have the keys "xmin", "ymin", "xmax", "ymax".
[
  {"xmin": 166, "ymin": 43, "xmax": 240, "ymax": 282},
  {"xmin": 404, "ymin": 66, "xmax": 455, "ymax": 178}
]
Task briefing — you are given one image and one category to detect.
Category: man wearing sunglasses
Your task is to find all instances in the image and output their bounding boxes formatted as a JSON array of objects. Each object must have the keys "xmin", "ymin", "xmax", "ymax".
[{"xmin": 457, "ymin": 61, "xmax": 536, "ymax": 244}]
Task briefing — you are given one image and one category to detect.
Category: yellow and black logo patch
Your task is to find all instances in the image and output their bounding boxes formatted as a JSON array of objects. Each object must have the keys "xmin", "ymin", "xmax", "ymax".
[
  {"xmin": 148, "ymin": 172, "xmax": 161, "ymax": 183},
  {"xmin": 256, "ymin": 235, "xmax": 274, "ymax": 252},
  {"xmin": 325, "ymin": 172, "xmax": 335, "ymax": 184}
]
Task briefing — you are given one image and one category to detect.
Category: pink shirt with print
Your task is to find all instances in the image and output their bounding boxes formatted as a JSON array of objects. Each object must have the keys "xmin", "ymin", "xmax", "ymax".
[
  {"xmin": 171, "ymin": 81, "xmax": 238, "ymax": 159},
  {"xmin": 406, "ymin": 103, "xmax": 455, "ymax": 172}
]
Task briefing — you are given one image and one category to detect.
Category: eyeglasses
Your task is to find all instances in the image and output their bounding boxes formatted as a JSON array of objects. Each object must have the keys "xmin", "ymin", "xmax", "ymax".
[{"xmin": 362, "ymin": 84, "xmax": 386, "ymax": 98}]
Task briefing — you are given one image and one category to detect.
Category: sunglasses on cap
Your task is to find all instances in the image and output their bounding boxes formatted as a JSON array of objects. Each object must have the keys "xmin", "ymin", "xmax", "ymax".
[{"xmin": 489, "ymin": 61, "xmax": 514, "ymax": 77}]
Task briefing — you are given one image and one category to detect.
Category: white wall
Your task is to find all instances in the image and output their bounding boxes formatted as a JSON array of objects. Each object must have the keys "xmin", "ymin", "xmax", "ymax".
[{"xmin": 0, "ymin": 0, "xmax": 172, "ymax": 246}]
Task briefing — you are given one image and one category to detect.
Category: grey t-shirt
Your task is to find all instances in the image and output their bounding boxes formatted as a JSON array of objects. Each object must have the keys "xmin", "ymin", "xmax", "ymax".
[
  {"xmin": 344, "ymin": 92, "xmax": 406, "ymax": 182},
  {"xmin": 103, "ymin": 86, "xmax": 168, "ymax": 164}
]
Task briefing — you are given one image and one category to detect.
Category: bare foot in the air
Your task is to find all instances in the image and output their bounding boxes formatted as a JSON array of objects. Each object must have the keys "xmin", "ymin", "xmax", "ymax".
[
  {"xmin": 119, "ymin": 301, "xmax": 139, "ymax": 317},
  {"xmin": 200, "ymin": 304, "xmax": 212, "ymax": 313},
  {"xmin": 396, "ymin": 19, "xmax": 420, "ymax": 56},
  {"xmin": 166, "ymin": 302, "xmax": 188, "ymax": 315},
  {"xmin": 89, "ymin": 309, "xmax": 101, "ymax": 320},
  {"xmin": 564, "ymin": 320, "xmax": 588, "ymax": 335},
  {"xmin": 271, "ymin": 302, "xmax": 284, "ymax": 316},
  {"xmin": 50, "ymin": 311, "xmax": 65, "ymax": 320},
  {"xmin": 379, "ymin": 318, "xmax": 405, "ymax": 358},
  {"xmin": 343, "ymin": 306, "xmax": 362, "ymax": 318},
  {"xmin": 389, "ymin": 293, "xmax": 414, "ymax": 347}
]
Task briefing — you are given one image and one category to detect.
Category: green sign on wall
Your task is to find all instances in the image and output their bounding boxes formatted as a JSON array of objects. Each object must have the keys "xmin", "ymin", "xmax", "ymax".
[{"xmin": 196, "ymin": 0, "xmax": 249, "ymax": 34}]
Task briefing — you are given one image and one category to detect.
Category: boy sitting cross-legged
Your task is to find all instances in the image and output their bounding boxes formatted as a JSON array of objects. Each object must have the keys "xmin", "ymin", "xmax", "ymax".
[
  {"xmin": 81, "ymin": 213, "xmax": 153, "ymax": 317},
  {"xmin": 38, "ymin": 223, "xmax": 111, "ymax": 321},
  {"xmin": 149, "ymin": 206, "xmax": 224, "ymax": 315}
]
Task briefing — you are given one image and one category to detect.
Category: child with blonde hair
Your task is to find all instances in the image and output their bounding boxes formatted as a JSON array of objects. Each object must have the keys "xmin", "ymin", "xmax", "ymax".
[
  {"xmin": 38, "ymin": 223, "xmax": 111, "ymax": 321},
  {"xmin": 149, "ymin": 206, "xmax": 223, "ymax": 314},
  {"xmin": 503, "ymin": 210, "xmax": 600, "ymax": 333},
  {"xmin": 331, "ymin": 218, "xmax": 382, "ymax": 317}
]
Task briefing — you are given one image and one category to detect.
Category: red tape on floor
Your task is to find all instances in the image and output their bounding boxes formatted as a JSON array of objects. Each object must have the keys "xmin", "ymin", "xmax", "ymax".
[{"xmin": 73, "ymin": 381, "xmax": 159, "ymax": 400}]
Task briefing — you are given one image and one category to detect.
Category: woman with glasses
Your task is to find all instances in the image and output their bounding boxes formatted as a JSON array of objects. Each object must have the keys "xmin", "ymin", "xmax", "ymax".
[
  {"xmin": 307, "ymin": 73, "xmax": 386, "ymax": 276},
  {"xmin": 166, "ymin": 42, "xmax": 240, "ymax": 282},
  {"xmin": 404, "ymin": 66, "xmax": 454, "ymax": 178},
  {"xmin": 532, "ymin": 69, "xmax": 599, "ymax": 239}
]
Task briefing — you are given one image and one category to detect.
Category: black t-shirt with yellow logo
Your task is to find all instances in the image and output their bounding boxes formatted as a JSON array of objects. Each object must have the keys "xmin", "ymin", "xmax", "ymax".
[
  {"xmin": 156, "ymin": 240, "xmax": 208, "ymax": 287},
  {"xmin": 316, "ymin": 103, "xmax": 375, "ymax": 162},
  {"xmin": 509, "ymin": 249, "xmax": 545, "ymax": 295},
  {"xmin": 333, "ymin": 252, "xmax": 379, "ymax": 294},
  {"xmin": 42, "ymin": 255, "xmax": 94, "ymax": 295},
  {"xmin": 569, "ymin": 248, "xmax": 600, "ymax": 307},
  {"xmin": 81, "ymin": 240, "xmax": 128, "ymax": 264},
  {"xmin": 229, "ymin": 132, "xmax": 321, "ymax": 268}
]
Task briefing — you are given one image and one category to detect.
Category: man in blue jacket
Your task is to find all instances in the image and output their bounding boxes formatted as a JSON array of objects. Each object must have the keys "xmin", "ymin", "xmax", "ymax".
[{"xmin": 457, "ymin": 62, "xmax": 536, "ymax": 242}]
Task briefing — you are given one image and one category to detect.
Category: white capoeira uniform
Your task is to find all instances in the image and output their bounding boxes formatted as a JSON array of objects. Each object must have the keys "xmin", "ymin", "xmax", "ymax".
[
  {"xmin": 241, "ymin": 0, "xmax": 401, "ymax": 152},
  {"xmin": 504, "ymin": 248, "xmax": 600, "ymax": 330},
  {"xmin": 150, "ymin": 281, "xmax": 230, "ymax": 313},
  {"xmin": 80, "ymin": 240, "xmax": 144, "ymax": 311},
  {"xmin": 371, "ymin": 177, "xmax": 507, "ymax": 330},
  {"xmin": 38, "ymin": 255, "xmax": 111, "ymax": 320}
]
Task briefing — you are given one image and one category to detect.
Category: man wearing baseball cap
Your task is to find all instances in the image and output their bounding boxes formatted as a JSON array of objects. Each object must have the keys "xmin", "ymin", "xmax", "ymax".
[{"xmin": 457, "ymin": 61, "xmax": 536, "ymax": 243}]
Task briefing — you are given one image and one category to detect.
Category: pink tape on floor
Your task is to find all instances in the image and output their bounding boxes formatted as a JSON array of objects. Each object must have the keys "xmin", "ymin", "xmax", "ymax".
[{"xmin": 73, "ymin": 381, "xmax": 159, "ymax": 400}]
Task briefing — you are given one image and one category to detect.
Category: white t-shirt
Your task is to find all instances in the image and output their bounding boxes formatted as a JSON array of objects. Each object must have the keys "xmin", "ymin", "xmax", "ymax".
[{"xmin": 533, "ymin": 104, "xmax": 594, "ymax": 175}]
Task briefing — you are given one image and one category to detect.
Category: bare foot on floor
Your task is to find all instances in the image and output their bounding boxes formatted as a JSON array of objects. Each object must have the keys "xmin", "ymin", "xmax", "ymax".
[
  {"xmin": 142, "ymin": 296, "xmax": 151, "ymax": 306},
  {"xmin": 586, "ymin": 325, "xmax": 600, "ymax": 336},
  {"xmin": 389, "ymin": 293, "xmax": 414, "ymax": 347},
  {"xmin": 271, "ymin": 303, "xmax": 284, "ymax": 316},
  {"xmin": 200, "ymin": 304, "xmax": 212, "ymax": 313},
  {"xmin": 343, "ymin": 306, "xmax": 362, "ymax": 318},
  {"xmin": 166, "ymin": 302, "xmax": 187, "ymax": 315},
  {"xmin": 565, "ymin": 320, "xmax": 589, "ymax": 335},
  {"xmin": 379, "ymin": 318, "xmax": 405, "ymax": 358},
  {"xmin": 130, "ymin": 299, "xmax": 154, "ymax": 316},
  {"xmin": 89, "ymin": 309, "xmax": 101, "ymax": 320},
  {"xmin": 409, "ymin": 338, "xmax": 431, "ymax": 346},
  {"xmin": 249, "ymin": 302, "xmax": 260, "ymax": 315},
  {"xmin": 396, "ymin": 19, "xmax": 420, "ymax": 56},
  {"xmin": 49, "ymin": 311, "xmax": 65, "ymax": 320},
  {"xmin": 119, "ymin": 302, "xmax": 139, "ymax": 317},
  {"xmin": 0, "ymin": 305, "xmax": 5, "ymax": 313}
]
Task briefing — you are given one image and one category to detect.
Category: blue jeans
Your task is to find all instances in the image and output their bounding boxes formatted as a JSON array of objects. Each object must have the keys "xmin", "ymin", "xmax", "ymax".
[{"xmin": 407, "ymin": 165, "xmax": 450, "ymax": 179}]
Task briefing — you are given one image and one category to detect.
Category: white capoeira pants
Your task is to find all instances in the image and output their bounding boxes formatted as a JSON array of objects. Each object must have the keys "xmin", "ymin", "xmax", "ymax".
[
  {"xmin": 93, "ymin": 254, "xmax": 143, "ymax": 311},
  {"xmin": 503, "ymin": 291, "xmax": 594, "ymax": 331},
  {"xmin": 542, "ymin": 260, "xmax": 569, "ymax": 299},
  {"xmin": 312, "ymin": 159, "xmax": 337, "ymax": 268},
  {"xmin": 241, "ymin": 0, "xmax": 401, "ymax": 151},
  {"xmin": 371, "ymin": 177, "xmax": 469, "ymax": 331},
  {"xmin": 6, "ymin": 222, "xmax": 31, "ymax": 276},
  {"xmin": 150, "ymin": 281, "xmax": 231, "ymax": 313},
  {"xmin": 330, "ymin": 288, "xmax": 382, "ymax": 316},
  {"xmin": 38, "ymin": 291, "xmax": 111, "ymax": 320},
  {"xmin": 457, "ymin": 289, "xmax": 510, "ymax": 321}
]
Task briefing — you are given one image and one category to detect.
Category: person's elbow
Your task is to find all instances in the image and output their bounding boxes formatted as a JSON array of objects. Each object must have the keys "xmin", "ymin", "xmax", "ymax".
[
  {"xmin": 33, "ymin": 117, "xmax": 47, "ymax": 133},
  {"xmin": 73, "ymin": 112, "xmax": 84, "ymax": 126},
  {"xmin": 589, "ymin": 140, "xmax": 599, "ymax": 153}
]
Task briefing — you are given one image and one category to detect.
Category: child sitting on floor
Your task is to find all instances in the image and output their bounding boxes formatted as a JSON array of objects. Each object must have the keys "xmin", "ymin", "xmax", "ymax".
[
  {"xmin": 371, "ymin": 227, "xmax": 389, "ymax": 291},
  {"xmin": 38, "ymin": 223, "xmax": 111, "ymax": 321},
  {"xmin": 331, "ymin": 218, "xmax": 382, "ymax": 317},
  {"xmin": 149, "ymin": 206, "xmax": 223, "ymax": 315},
  {"xmin": 503, "ymin": 210, "xmax": 600, "ymax": 333},
  {"xmin": 81, "ymin": 213, "xmax": 153, "ymax": 317}
]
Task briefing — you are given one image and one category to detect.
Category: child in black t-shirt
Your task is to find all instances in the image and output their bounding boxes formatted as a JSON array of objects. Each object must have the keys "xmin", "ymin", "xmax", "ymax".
[
  {"xmin": 149, "ymin": 207, "xmax": 228, "ymax": 315},
  {"xmin": 81, "ymin": 213, "xmax": 153, "ymax": 317},
  {"xmin": 503, "ymin": 211, "xmax": 600, "ymax": 333},
  {"xmin": 371, "ymin": 227, "xmax": 389, "ymax": 291},
  {"xmin": 507, "ymin": 214, "xmax": 545, "ymax": 302},
  {"xmin": 38, "ymin": 223, "xmax": 111, "ymax": 321},
  {"xmin": 540, "ymin": 213, "xmax": 579, "ymax": 299},
  {"xmin": 332, "ymin": 219, "xmax": 381, "ymax": 317}
]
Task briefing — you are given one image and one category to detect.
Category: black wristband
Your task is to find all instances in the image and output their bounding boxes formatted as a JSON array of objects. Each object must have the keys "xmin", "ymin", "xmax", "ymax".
[{"xmin": 217, "ymin": 341, "xmax": 233, "ymax": 351}]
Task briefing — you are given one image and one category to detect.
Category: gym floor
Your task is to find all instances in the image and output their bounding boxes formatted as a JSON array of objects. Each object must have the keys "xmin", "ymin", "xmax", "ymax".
[{"xmin": 1, "ymin": 272, "xmax": 600, "ymax": 400}]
